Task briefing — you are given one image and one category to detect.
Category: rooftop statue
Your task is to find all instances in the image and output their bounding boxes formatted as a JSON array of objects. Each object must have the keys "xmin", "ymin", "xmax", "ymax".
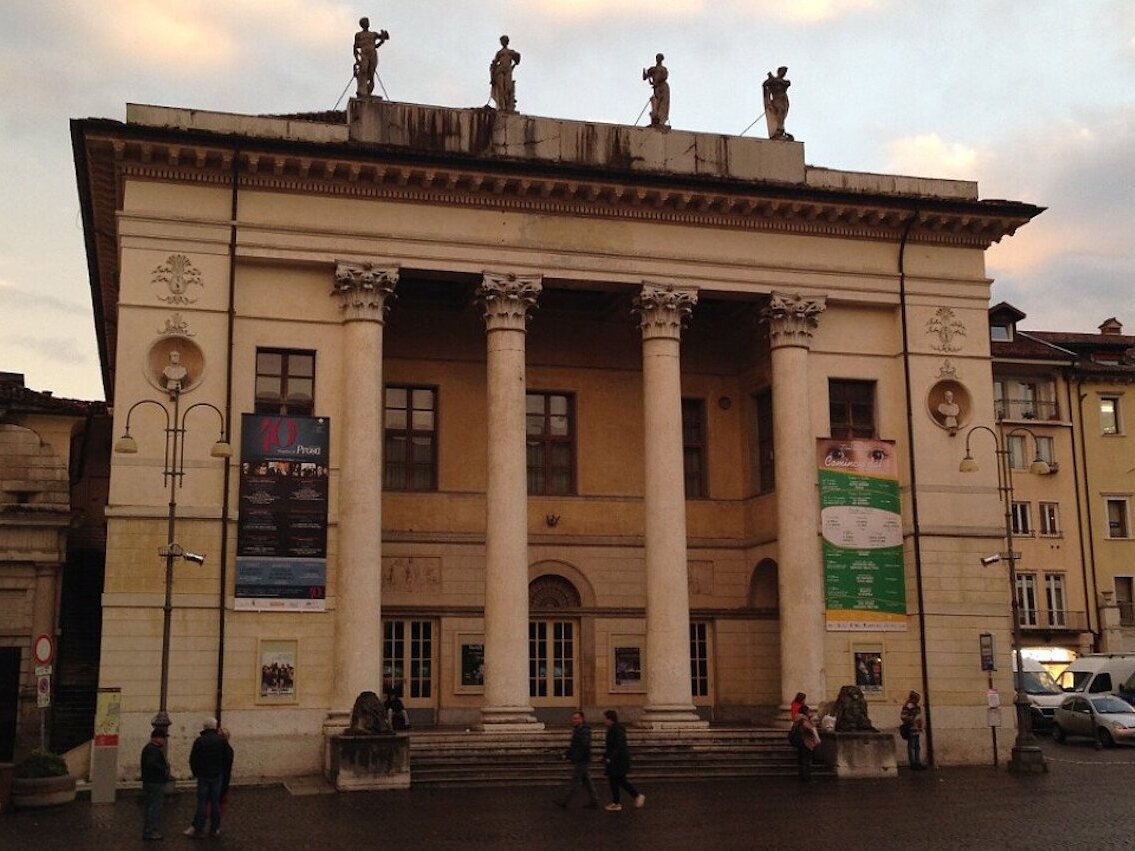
[
  {"xmin": 643, "ymin": 54, "xmax": 670, "ymax": 129},
  {"xmin": 762, "ymin": 66, "xmax": 793, "ymax": 141},
  {"xmin": 490, "ymin": 35, "xmax": 521, "ymax": 113},
  {"xmin": 353, "ymin": 17, "xmax": 390, "ymax": 99}
]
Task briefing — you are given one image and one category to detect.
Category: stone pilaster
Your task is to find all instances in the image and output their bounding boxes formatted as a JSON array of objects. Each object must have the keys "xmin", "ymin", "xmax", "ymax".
[
  {"xmin": 760, "ymin": 290, "xmax": 827, "ymax": 711},
  {"xmin": 327, "ymin": 261, "xmax": 398, "ymax": 722},
  {"xmin": 634, "ymin": 283, "xmax": 707, "ymax": 729},
  {"xmin": 478, "ymin": 272, "xmax": 544, "ymax": 730}
]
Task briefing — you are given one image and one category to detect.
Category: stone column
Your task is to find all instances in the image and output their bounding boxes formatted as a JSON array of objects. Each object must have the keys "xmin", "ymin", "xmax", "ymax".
[
  {"xmin": 478, "ymin": 272, "xmax": 544, "ymax": 729},
  {"xmin": 328, "ymin": 261, "xmax": 398, "ymax": 721},
  {"xmin": 760, "ymin": 291, "xmax": 827, "ymax": 710},
  {"xmin": 635, "ymin": 283, "xmax": 706, "ymax": 729}
]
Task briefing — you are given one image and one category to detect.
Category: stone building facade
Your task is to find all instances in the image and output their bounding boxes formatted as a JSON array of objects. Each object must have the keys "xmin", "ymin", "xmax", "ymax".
[{"xmin": 72, "ymin": 99, "xmax": 1042, "ymax": 778}]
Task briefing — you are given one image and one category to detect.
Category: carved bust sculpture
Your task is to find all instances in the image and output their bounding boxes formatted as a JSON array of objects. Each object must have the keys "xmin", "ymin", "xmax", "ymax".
[
  {"xmin": 163, "ymin": 350, "xmax": 188, "ymax": 393},
  {"xmin": 346, "ymin": 690, "xmax": 393, "ymax": 735},
  {"xmin": 834, "ymin": 684, "xmax": 878, "ymax": 732},
  {"xmin": 937, "ymin": 390, "xmax": 960, "ymax": 430}
]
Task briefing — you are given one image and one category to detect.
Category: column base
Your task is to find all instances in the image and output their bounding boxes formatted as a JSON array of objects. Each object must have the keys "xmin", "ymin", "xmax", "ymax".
[
  {"xmin": 477, "ymin": 705, "xmax": 545, "ymax": 731},
  {"xmin": 1008, "ymin": 745, "xmax": 1048, "ymax": 774},
  {"xmin": 637, "ymin": 704, "xmax": 709, "ymax": 730}
]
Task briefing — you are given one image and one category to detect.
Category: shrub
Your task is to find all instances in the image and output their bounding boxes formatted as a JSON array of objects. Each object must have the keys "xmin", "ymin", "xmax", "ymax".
[{"xmin": 15, "ymin": 750, "xmax": 69, "ymax": 779}]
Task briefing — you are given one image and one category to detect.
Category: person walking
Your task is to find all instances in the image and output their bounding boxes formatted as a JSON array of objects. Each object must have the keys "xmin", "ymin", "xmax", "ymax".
[
  {"xmin": 900, "ymin": 690, "xmax": 926, "ymax": 770},
  {"xmin": 140, "ymin": 727, "xmax": 171, "ymax": 841},
  {"xmin": 602, "ymin": 710, "xmax": 645, "ymax": 812},
  {"xmin": 556, "ymin": 710, "xmax": 598, "ymax": 809},
  {"xmin": 187, "ymin": 717, "xmax": 226, "ymax": 837}
]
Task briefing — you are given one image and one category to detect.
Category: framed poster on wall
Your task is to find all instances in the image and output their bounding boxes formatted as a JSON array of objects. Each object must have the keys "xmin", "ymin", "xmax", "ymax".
[
  {"xmin": 455, "ymin": 634, "xmax": 485, "ymax": 694},
  {"xmin": 611, "ymin": 635, "xmax": 646, "ymax": 693},
  {"xmin": 257, "ymin": 639, "xmax": 298, "ymax": 704}
]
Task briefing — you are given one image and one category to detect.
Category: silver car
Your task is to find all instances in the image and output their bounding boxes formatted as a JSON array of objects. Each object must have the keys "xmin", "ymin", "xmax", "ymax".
[{"xmin": 1052, "ymin": 694, "xmax": 1135, "ymax": 748}]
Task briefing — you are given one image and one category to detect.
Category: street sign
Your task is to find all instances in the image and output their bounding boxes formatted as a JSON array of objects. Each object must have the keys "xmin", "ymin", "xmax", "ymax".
[
  {"xmin": 33, "ymin": 634, "xmax": 54, "ymax": 665},
  {"xmin": 36, "ymin": 674, "xmax": 51, "ymax": 708},
  {"xmin": 34, "ymin": 664, "xmax": 52, "ymax": 677}
]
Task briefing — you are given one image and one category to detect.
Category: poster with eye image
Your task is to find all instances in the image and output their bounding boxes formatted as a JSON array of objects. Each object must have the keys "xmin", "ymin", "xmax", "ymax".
[
  {"xmin": 817, "ymin": 438, "xmax": 907, "ymax": 631},
  {"xmin": 235, "ymin": 414, "xmax": 330, "ymax": 611}
]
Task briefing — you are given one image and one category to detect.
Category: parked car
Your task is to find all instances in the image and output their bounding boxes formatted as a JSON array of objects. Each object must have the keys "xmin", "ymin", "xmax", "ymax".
[
  {"xmin": 1013, "ymin": 657, "xmax": 1065, "ymax": 733},
  {"xmin": 1052, "ymin": 694, "xmax": 1135, "ymax": 749}
]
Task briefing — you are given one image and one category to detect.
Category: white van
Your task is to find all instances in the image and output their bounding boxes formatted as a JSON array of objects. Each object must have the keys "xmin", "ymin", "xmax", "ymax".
[
  {"xmin": 1013, "ymin": 657, "xmax": 1066, "ymax": 732},
  {"xmin": 1056, "ymin": 654, "xmax": 1135, "ymax": 700}
]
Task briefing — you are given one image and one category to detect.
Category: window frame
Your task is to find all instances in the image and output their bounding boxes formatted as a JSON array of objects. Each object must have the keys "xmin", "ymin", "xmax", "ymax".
[
  {"xmin": 254, "ymin": 348, "xmax": 316, "ymax": 416},
  {"xmin": 753, "ymin": 388, "xmax": 775, "ymax": 495},
  {"xmin": 1011, "ymin": 501, "xmax": 1032, "ymax": 536},
  {"xmin": 1044, "ymin": 573, "xmax": 1067, "ymax": 628},
  {"xmin": 1106, "ymin": 497, "xmax": 1131, "ymax": 539},
  {"xmin": 682, "ymin": 397, "xmax": 708, "ymax": 500},
  {"xmin": 1100, "ymin": 397, "xmax": 1121, "ymax": 435},
  {"xmin": 690, "ymin": 621, "xmax": 710, "ymax": 699},
  {"xmin": 829, "ymin": 379, "xmax": 877, "ymax": 440},
  {"xmin": 1038, "ymin": 502, "xmax": 1060, "ymax": 536},
  {"xmin": 525, "ymin": 391, "xmax": 576, "ymax": 496},
  {"xmin": 1016, "ymin": 572, "xmax": 1038, "ymax": 627},
  {"xmin": 383, "ymin": 384, "xmax": 439, "ymax": 492}
]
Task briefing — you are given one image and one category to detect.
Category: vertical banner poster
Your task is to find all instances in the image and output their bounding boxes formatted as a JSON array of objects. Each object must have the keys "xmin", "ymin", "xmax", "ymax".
[
  {"xmin": 818, "ymin": 438, "xmax": 907, "ymax": 631},
  {"xmin": 235, "ymin": 415, "xmax": 330, "ymax": 611}
]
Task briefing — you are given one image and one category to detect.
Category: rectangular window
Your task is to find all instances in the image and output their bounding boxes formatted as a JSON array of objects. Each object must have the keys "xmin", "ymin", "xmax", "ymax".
[
  {"xmin": 1044, "ymin": 574, "xmax": 1067, "ymax": 628},
  {"xmin": 1101, "ymin": 398, "xmax": 1120, "ymax": 435},
  {"xmin": 255, "ymin": 349, "xmax": 315, "ymax": 415},
  {"xmin": 526, "ymin": 393, "xmax": 575, "ymax": 495},
  {"xmin": 1034, "ymin": 436, "xmax": 1054, "ymax": 465},
  {"xmin": 384, "ymin": 386, "xmax": 437, "ymax": 491},
  {"xmin": 1116, "ymin": 577, "xmax": 1135, "ymax": 626},
  {"xmin": 527, "ymin": 620, "xmax": 575, "ymax": 700},
  {"xmin": 1016, "ymin": 573, "xmax": 1038, "ymax": 627},
  {"xmin": 690, "ymin": 622, "xmax": 709, "ymax": 698},
  {"xmin": 1007, "ymin": 434, "xmax": 1027, "ymax": 470},
  {"xmin": 753, "ymin": 388, "xmax": 775, "ymax": 494},
  {"xmin": 383, "ymin": 619, "xmax": 434, "ymax": 700},
  {"xmin": 682, "ymin": 398, "xmax": 707, "ymax": 499},
  {"xmin": 994, "ymin": 378, "xmax": 1057, "ymax": 421},
  {"xmin": 1038, "ymin": 502, "xmax": 1060, "ymax": 536},
  {"xmin": 1011, "ymin": 501, "xmax": 1031, "ymax": 536},
  {"xmin": 829, "ymin": 380, "xmax": 876, "ymax": 439},
  {"xmin": 1107, "ymin": 498, "xmax": 1131, "ymax": 538}
]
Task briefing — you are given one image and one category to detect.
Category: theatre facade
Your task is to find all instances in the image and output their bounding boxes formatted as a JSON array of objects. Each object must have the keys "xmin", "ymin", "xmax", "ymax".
[{"xmin": 73, "ymin": 99, "xmax": 1042, "ymax": 777}]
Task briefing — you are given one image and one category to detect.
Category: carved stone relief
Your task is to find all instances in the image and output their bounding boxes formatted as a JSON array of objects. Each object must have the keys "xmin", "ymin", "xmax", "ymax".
[
  {"xmin": 157, "ymin": 313, "xmax": 195, "ymax": 337},
  {"xmin": 145, "ymin": 336, "xmax": 205, "ymax": 395},
  {"xmin": 926, "ymin": 307, "xmax": 966, "ymax": 353},
  {"xmin": 381, "ymin": 556, "xmax": 441, "ymax": 593},
  {"xmin": 151, "ymin": 254, "xmax": 203, "ymax": 305},
  {"xmin": 688, "ymin": 560, "xmax": 714, "ymax": 597}
]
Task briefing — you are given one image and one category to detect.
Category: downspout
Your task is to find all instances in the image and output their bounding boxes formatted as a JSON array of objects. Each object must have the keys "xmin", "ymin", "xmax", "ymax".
[
  {"xmin": 1071, "ymin": 377, "xmax": 1100, "ymax": 649},
  {"xmin": 215, "ymin": 148, "xmax": 239, "ymax": 723},
  {"xmin": 897, "ymin": 210, "xmax": 935, "ymax": 763}
]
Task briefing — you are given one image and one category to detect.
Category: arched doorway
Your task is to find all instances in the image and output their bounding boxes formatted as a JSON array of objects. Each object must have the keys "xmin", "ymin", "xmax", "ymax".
[{"xmin": 528, "ymin": 575, "xmax": 581, "ymax": 708}]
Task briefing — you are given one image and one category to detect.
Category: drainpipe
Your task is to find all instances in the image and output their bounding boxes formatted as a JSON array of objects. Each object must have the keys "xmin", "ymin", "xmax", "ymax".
[
  {"xmin": 1071, "ymin": 378, "xmax": 1100, "ymax": 649},
  {"xmin": 897, "ymin": 210, "xmax": 935, "ymax": 764},
  {"xmin": 215, "ymin": 148, "xmax": 239, "ymax": 723}
]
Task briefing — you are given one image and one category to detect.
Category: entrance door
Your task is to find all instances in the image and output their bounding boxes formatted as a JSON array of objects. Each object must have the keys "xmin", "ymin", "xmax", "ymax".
[
  {"xmin": 383, "ymin": 620, "xmax": 436, "ymax": 722},
  {"xmin": 0, "ymin": 648, "xmax": 19, "ymax": 761},
  {"xmin": 529, "ymin": 620, "xmax": 576, "ymax": 705}
]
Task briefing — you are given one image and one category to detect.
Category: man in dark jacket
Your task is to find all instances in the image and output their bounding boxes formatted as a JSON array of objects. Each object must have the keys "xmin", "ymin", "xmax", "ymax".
[
  {"xmin": 556, "ymin": 710, "xmax": 598, "ymax": 809},
  {"xmin": 140, "ymin": 727, "xmax": 171, "ymax": 840},
  {"xmin": 602, "ymin": 709, "xmax": 645, "ymax": 811},
  {"xmin": 188, "ymin": 718, "xmax": 226, "ymax": 837}
]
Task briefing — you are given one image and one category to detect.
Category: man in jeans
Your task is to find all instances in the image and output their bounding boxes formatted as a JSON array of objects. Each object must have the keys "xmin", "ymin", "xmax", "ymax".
[
  {"xmin": 556, "ymin": 710, "xmax": 598, "ymax": 809},
  {"xmin": 188, "ymin": 717, "xmax": 226, "ymax": 837},
  {"xmin": 140, "ymin": 727, "xmax": 171, "ymax": 840}
]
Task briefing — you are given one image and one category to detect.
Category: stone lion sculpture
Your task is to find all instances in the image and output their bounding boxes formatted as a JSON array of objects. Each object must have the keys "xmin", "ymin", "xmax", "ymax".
[
  {"xmin": 834, "ymin": 684, "xmax": 878, "ymax": 732},
  {"xmin": 345, "ymin": 690, "xmax": 392, "ymax": 735}
]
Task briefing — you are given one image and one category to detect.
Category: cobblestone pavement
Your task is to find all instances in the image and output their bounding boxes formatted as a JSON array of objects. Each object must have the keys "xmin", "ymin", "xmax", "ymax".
[{"xmin": 4, "ymin": 738, "xmax": 1134, "ymax": 850}]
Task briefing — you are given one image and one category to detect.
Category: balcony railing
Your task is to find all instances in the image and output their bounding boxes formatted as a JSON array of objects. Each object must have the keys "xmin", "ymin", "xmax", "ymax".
[
  {"xmin": 1018, "ymin": 609, "xmax": 1088, "ymax": 631},
  {"xmin": 994, "ymin": 398, "xmax": 1059, "ymax": 421}
]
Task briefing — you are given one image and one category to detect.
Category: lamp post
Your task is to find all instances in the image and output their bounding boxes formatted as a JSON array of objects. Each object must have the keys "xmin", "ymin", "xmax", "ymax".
[
  {"xmin": 114, "ymin": 386, "xmax": 230, "ymax": 731},
  {"xmin": 959, "ymin": 423, "xmax": 1049, "ymax": 773}
]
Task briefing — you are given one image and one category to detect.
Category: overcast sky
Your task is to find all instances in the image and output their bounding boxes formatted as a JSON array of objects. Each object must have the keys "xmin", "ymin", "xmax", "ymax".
[{"xmin": 2, "ymin": 1, "xmax": 1133, "ymax": 400}]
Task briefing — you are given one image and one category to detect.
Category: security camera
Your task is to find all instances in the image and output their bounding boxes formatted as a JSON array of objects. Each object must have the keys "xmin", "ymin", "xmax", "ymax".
[
  {"xmin": 979, "ymin": 554, "xmax": 1001, "ymax": 566},
  {"xmin": 183, "ymin": 552, "xmax": 207, "ymax": 566}
]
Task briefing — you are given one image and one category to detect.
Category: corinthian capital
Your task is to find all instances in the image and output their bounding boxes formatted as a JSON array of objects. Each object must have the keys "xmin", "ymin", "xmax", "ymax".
[
  {"xmin": 333, "ymin": 261, "xmax": 399, "ymax": 323},
  {"xmin": 634, "ymin": 283, "xmax": 698, "ymax": 341},
  {"xmin": 761, "ymin": 291, "xmax": 827, "ymax": 349},
  {"xmin": 478, "ymin": 272, "xmax": 543, "ymax": 332}
]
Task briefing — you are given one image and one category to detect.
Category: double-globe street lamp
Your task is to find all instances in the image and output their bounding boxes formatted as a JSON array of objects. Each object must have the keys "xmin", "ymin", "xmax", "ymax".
[
  {"xmin": 959, "ymin": 423, "xmax": 1049, "ymax": 773},
  {"xmin": 114, "ymin": 385, "xmax": 230, "ymax": 731}
]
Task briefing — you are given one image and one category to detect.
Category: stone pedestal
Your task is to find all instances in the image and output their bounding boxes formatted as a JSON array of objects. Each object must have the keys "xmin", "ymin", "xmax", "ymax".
[
  {"xmin": 815, "ymin": 731, "xmax": 898, "ymax": 779},
  {"xmin": 328, "ymin": 734, "xmax": 411, "ymax": 791}
]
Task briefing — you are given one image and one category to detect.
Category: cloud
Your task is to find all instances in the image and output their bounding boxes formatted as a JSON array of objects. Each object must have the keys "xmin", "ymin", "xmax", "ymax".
[
  {"xmin": 5, "ymin": 335, "xmax": 88, "ymax": 365},
  {"xmin": 0, "ymin": 280, "xmax": 89, "ymax": 317},
  {"xmin": 884, "ymin": 133, "xmax": 985, "ymax": 180},
  {"xmin": 514, "ymin": 0, "xmax": 876, "ymax": 23},
  {"xmin": 740, "ymin": 0, "xmax": 880, "ymax": 24}
]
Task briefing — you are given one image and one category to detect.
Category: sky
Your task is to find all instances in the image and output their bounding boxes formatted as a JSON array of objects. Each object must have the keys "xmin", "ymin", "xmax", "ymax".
[{"xmin": 1, "ymin": 1, "xmax": 1133, "ymax": 401}]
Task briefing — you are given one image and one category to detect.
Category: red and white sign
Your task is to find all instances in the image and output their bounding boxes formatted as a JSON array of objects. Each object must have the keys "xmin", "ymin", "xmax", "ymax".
[{"xmin": 33, "ymin": 634, "xmax": 54, "ymax": 665}]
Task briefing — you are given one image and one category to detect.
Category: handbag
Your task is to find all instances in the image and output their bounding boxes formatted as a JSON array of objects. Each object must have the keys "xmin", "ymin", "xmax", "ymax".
[{"xmin": 899, "ymin": 722, "xmax": 911, "ymax": 741}]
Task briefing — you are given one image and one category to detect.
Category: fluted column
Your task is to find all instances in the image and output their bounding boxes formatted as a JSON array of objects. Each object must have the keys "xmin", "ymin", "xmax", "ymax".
[
  {"xmin": 328, "ymin": 261, "xmax": 398, "ymax": 717},
  {"xmin": 760, "ymin": 291, "xmax": 827, "ymax": 710},
  {"xmin": 635, "ymin": 283, "xmax": 707, "ymax": 729},
  {"xmin": 478, "ymin": 271, "xmax": 544, "ymax": 730}
]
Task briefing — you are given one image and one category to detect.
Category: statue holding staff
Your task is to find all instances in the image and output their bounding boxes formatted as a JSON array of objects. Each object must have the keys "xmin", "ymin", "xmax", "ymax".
[
  {"xmin": 763, "ymin": 66, "xmax": 793, "ymax": 140},
  {"xmin": 643, "ymin": 54, "xmax": 670, "ymax": 128}
]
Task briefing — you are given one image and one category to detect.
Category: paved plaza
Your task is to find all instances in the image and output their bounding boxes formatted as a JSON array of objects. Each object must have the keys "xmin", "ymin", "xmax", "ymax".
[{"xmin": 3, "ymin": 738, "xmax": 1133, "ymax": 850}]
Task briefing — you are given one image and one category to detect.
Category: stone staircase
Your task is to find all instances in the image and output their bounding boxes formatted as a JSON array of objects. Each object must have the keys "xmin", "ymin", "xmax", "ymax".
[{"xmin": 409, "ymin": 726, "xmax": 828, "ymax": 787}]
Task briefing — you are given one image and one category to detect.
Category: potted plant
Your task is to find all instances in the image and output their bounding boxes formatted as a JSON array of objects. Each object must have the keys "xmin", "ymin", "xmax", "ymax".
[{"xmin": 11, "ymin": 750, "xmax": 77, "ymax": 808}]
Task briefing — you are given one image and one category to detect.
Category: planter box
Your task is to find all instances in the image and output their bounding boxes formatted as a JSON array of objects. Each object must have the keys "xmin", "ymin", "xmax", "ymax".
[
  {"xmin": 12, "ymin": 775, "xmax": 78, "ymax": 808},
  {"xmin": 328, "ymin": 734, "xmax": 411, "ymax": 791}
]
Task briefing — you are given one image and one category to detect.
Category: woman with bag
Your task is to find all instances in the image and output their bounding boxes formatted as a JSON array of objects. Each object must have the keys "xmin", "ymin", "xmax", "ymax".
[
  {"xmin": 900, "ymin": 691, "xmax": 926, "ymax": 770},
  {"xmin": 789, "ymin": 703, "xmax": 820, "ymax": 781}
]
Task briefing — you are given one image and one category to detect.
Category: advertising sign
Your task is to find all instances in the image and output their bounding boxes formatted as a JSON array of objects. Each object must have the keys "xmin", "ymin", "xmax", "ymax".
[
  {"xmin": 235, "ymin": 415, "xmax": 330, "ymax": 611},
  {"xmin": 818, "ymin": 438, "xmax": 907, "ymax": 631},
  {"xmin": 93, "ymin": 688, "xmax": 122, "ymax": 747}
]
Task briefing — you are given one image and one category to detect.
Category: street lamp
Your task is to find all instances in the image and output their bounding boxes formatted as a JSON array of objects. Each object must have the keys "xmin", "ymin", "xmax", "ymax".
[
  {"xmin": 114, "ymin": 386, "xmax": 230, "ymax": 731},
  {"xmin": 959, "ymin": 424, "xmax": 1049, "ymax": 773}
]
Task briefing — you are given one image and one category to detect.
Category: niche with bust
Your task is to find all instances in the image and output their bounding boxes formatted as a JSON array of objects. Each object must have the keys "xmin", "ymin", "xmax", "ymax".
[
  {"xmin": 146, "ymin": 337, "xmax": 205, "ymax": 396},
  {"xmin": 927, "ymin": 380, "xmax": 970, "ymax": 436}
]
